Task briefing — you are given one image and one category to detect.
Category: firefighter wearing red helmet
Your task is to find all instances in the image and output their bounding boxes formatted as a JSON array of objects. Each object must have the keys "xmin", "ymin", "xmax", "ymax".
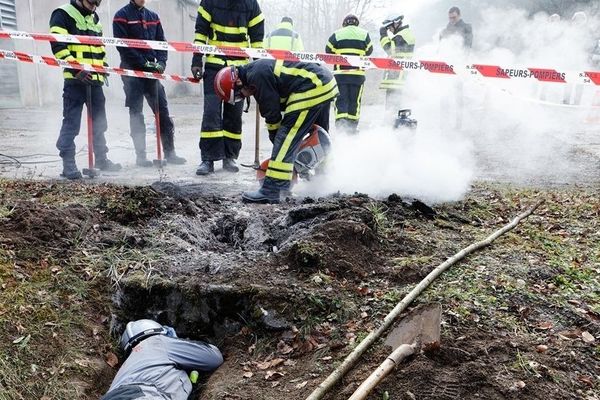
[
  {"xmin": 191, "ymin": 0, "xmax": 265, "ymax": 176},
  {"xmin": 214, "ymin": 60, "xmax": 339, "ymax": 204}
]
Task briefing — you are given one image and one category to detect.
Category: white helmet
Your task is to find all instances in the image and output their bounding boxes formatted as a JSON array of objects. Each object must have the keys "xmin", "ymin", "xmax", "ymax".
[
  {"xmin": 383, "ymin": 14, "xmax": 404, "ymax": 28},
  {"xmin": 120, "ymin": 319, "xmax": 167, "ymax": 354}
]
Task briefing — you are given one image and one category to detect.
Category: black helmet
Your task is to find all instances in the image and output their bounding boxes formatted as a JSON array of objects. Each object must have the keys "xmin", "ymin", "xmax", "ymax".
[
  {"xmin": 120, "ymin": 319, "xmax": 168, "ymax": 355},
  {"xmin": 343, "ymin": 14, "xmax": 360, "ymax": 27}
]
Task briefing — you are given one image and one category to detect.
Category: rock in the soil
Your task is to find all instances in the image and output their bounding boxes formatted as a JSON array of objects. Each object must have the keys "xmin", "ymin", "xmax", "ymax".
[{"xmin": 536, "ymin": 344, "xmax": 549, "ymax": 353}]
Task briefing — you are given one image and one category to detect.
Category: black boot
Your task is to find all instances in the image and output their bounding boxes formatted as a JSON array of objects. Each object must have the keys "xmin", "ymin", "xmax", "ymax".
[
  {"xmin": 95, "ymin": 157, "xmax": 122, "ymax": 172},
  {"xmin": 223, "ymin": 158, "xmax": 239, "ymax": 173},
  {"xmin": 242, "ymin": 187, "xmax": 281, "ymax": 204},
  {"xmin": 136, "ymin": 153, "xmax": 153, "ymax": 168},
  {"xmin": 196, "ymin": 160, "xmax": 214, "ymax": 175},
  {"xmin": 165, "ymin": 151, "xmax": 187, "ymax": 165},
  {"xmin": 60, "ymin": 157, "xmax": 82, "ymax": 180}
]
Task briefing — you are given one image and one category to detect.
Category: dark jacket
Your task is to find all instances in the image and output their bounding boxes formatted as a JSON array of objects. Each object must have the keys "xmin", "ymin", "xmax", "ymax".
[
  {"xmin": 113, "ymin": 1, "xmax": 167, "ymax": 70},
  {"xmin": 192, "ymin": 0, "xmax": 265, "ymax": 69},
  {"xmin": 440, "ymin": 19, "xmax": 473, "ymax": 48},
  {"xmin": 238, "ymin": 59, "xmax": 338, "ymax": 136},
  {"xmin": 49, "ymin": 0, "xmax": 107, "ymax": 83}
]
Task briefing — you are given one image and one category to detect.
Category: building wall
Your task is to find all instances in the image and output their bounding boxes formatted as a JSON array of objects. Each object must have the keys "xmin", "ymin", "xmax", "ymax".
[{"xmin": 10, "ymin": 0, "xmax": 200, "ymax": 106}]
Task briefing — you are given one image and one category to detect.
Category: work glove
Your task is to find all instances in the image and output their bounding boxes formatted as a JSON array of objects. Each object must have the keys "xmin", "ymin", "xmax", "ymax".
[
  {"xmin": 143, "ymin": 61, "xmax": 164, "ymax": 73},
  {"xmin": 163, "ymin": 326, "xmax": 178, "ymax": 338},
  {"xmin": 380, "ymin": 25, "xmax": 390, "ymax": 37},
  {"xmin": 75, "ymin": 70, "xmax": 94, "ymax": 84},
  {"xmin": 191, "ymin": 53, "xmax": 204, "ymax": 80},
  {"xmin": 157, "ymin": 61, "xmax": 166, "ymax": 74},
  {"xmin": 268, "ymin": 129, "xmax": 277, "ymax": 144}
]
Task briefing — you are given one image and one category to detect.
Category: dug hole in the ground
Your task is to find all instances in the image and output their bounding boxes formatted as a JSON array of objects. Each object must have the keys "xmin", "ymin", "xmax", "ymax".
[{"xmin": 1, "ymin": 1, "xmax": 600, "ymax": 400}]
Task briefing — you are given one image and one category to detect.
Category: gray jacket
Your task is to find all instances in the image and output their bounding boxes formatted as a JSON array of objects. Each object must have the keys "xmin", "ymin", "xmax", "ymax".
[{"xmin": 102, "ymin": 335, "xmax": 223, "ymax": 400}]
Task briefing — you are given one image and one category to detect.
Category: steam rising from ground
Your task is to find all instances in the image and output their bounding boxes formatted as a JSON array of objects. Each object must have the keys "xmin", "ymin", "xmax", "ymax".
[{"xmin": 299, "ymin": 4, "xmax": 600, "ymax": 202}]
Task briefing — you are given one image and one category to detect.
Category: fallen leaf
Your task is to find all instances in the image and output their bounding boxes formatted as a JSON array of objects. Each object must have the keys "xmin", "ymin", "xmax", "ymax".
[
  {"xmin": 265, "ymin": 370, "xmax": 285, "ymax": 381},
  {"xmin": 105, "ymin": 352, "xmax": 119, "ymax": 368},
  {"xmin": 277, "ymin": 340, "xmax": 294, "ymax": 355},
  {"xmin": 242, "ymin": 371, "xmax": 253, "ymax": 379},
  {"xmin": 295, "ymin": 381, "xmax": 308, "ymax": 389},
  {"xmin": 577, "ymin": 375, "xmax": 594, "ymax": 387},
  {"xmin": 582, "ymin": 331, "xmax": 595, "ymax": 344},
  {"xmin": 536, "ymin": 321, "xmax": 553, "ymax": 330}
]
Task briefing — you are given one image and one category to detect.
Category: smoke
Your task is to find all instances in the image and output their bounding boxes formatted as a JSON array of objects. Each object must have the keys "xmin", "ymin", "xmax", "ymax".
[{"xmin": 298, "ymin": 2, "xmax": 600, "ymax": 202}]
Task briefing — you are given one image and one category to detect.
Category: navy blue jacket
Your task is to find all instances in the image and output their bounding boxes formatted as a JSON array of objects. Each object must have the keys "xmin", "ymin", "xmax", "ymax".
[{"xmin": 113, "ymin": 1, "xmax": 167, "ymax": 69}]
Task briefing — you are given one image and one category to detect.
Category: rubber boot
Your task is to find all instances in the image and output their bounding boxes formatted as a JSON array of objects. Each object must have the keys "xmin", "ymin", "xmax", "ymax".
[
  {"xmin": 223, "ymin": 158, "xmax": 239, "ymax": 173},
  {"xmin": 95, "ymin": 157, "xmax": 123, "ymax": 172},
  {"xmin": 165, "ymin": 151, "xmax": 187, "ymax": 165},
  {"xmin": 60, "ymin": 157, "xmax": 82, "ymax": 180},
  {"xmin": 196, "ymin": 160, "xmax": 214, "ymax": 175},
  {"xmin": 136, "ymin": 153, "xmax": 153, "ymax": 168},
  {"xmin": 242, "ymin": 186, "xmax": 280, "ymax": 204}
]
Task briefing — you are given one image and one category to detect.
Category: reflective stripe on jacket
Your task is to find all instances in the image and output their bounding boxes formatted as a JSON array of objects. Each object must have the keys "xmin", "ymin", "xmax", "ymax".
[
  {"xmin": 266, "ymin": 21, "xmax": 304, "ymax": 51},
  {"xmin": 326, "ymin": 25, "xmax": 373, "ymax": 76}
]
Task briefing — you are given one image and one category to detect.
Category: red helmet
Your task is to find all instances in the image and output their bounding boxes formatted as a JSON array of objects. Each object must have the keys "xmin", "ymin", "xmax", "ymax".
[{"xmin": 214, "ymin": 66, "xmax": 242, "ymax": 105}]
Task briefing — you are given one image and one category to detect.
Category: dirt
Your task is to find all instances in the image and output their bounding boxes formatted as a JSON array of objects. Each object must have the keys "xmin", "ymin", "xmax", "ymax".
[{"xmin": 0, "ymin": 180, "xmax": 598, "ymax": 400}]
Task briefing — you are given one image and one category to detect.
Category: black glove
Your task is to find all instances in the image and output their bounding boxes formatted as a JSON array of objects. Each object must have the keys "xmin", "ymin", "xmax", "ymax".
[
  {"xmin": 380, "ymin": 26, "xmax": 389, "ymax": 37},
  {"xmin": 191, "ymin": 54, "xmax": 203, "ymax": 80},
  {"xmin": 268, "ymin": 129, "xmax": 277, "ymax": 144},
  {"xmin": 157, "ymin": 61, "xmax": 166, "ymax": 74},
  {"xmin": 75, "ymin": 70, "xmax": 94, "ymax": 84}
]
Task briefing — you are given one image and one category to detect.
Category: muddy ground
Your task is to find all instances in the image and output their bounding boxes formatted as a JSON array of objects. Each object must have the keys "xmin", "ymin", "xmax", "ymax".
[{"xmin": 0, "ymin": 179, "xmax": 598, "ymax": 400}]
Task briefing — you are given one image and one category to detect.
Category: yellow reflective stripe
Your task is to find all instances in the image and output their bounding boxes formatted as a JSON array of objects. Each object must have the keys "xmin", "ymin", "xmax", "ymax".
[
  {"xmin": 326, "ymin": 42, "xmax": 335, "ymax": 52},
  {"xmin": 50, "ymin": 26, "xmax": 69, "ymax": 35},
  {"xmin": 248, "ymin": 13, "xmax": 265, "ymax": 28},
  {"xmin": 381, "ymin": 37, "xmax": 391, "ymax": 46},
  {"xmin": 335, "ymin": 113, "xmax": 359, "ymax": 120},
  {"xmin": 205, "ymin": 56, "xmax": 226, "ymax": 66},
  {"xmin": 334, "ymin": 69, "xmax": 366, "ymax": 76},
  {"xmin": 211, "ymin": 23, "xmax": 247, "ymax": 35},
  {"xmin": 54, "ymin": 49, "xmax": 72, "ymax": 59},
  {"xmin": 195, "ymin": 33, "xmax": 208, "ymax": 43},
  {"xmin": 201, "ymin": 130, "xmax": 223, "ymax": 139},
  {"xmin": 274, "ymin": 60, "xmax": 283, "ymax": 77},
  {"xmin": 334, "ymin": 48, "xmax": 366, "ymax": 56},
  {"xmin": 356, "ymin": 84, "xmax": 364, "ymax": 119},
  {"xmin": 287, "ymin": 79, "xmax": 337, "ymax": 106},
  {"xmin": 209, "ymin": 40, "xmax": 249, "ymax": 47},
  {"xmin": 198, "ymin": 6, "xmax": 211, "ymax": 23},
  {"xmin": 266, "ymin": 169, "xmax": 293, "ymax": 180},
  {"xmin": 78, "ymin": 59, "xmax": 105, "ymax": 65},
  {"xmin": 269, "ymin": 160, "xmax": 294, "ymax": 172},
  {"xmin": 366, "ymin": 42, "xmax": 373, "ymax": 52},
  {"xmin": 251, "ymin": 41, "xmax": 264, "ymax": 49},
  {"xmin": 68, "ymin": 44, "xmax": 106, "ymax": 54},
  {"xmin": 285, "ymin": 91, "xmax": 338, "ymax": 113},
  {"xmin": 278, "ymin": 66, "xmax": 322, "ymax": 88},
  {"xmin": 266, "ymin": 122, "xmax": 281, "ymax": 131},
  {"xmin": 275, "ymin": 110, "xmax": 308, "ymax": 163},
  {"xmin": 223, "ymin": 130, "xmax": 242, "ymax": 140},
  {"xmin": 64, "ymin": 72, "xmax": 105, "ymax": 81},
  {"xmin": 205, "ymin": 56, "xmax": 249, "ymax": 66}
]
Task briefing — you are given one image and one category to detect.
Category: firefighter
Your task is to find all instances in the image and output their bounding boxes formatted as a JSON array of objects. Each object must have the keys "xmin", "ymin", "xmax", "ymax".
[
  {"xmin": 213, "ymin": 60, "xmax": 338, "ymax": 204},
  {"xmin": 379, "ymin": 14, "xmax": 415, "ymax": 113},
  {"xmin": 49, "ymin": 0, "xmax": 121, "ymax": 179},
  {"xmin": 265, "ymin": 16, "xmax": 304, "ymax": 51},
  {"xmin": 326, "ymin": 14, "xmax": 373, "ymax": 134},
  {"xmin": 191, "ymin": 0, "xmax": 265, "ymax": 176},
  {"xmin": 101, "ymin": 319, "xmax": 223, "ymax": 399},
  {"xmin": 113, "ymin": 0, "xmax": 187, "ymax": 167}
]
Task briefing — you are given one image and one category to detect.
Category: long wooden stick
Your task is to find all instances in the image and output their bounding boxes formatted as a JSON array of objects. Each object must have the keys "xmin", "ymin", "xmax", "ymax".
[
  {"xmin": 305, "ymin": 200, "xmax": 545, "ymax": 400},
  {"xmin": 348, "ymin": 343, "xmax": 418, "ymax": 400}
]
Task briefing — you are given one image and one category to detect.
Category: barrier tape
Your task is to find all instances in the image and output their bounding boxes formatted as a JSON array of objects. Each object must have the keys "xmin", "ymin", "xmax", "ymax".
[
  {"xmin": 0, "ymin": 49, "xmax": 199, "ymax": 84},
  {"xmin": 2, "ymin": 29, "xmax": 600, "ymax": 86},
  {"xmin": 3, "ymin": 29, "xmax": 600, "ymax": 86}
]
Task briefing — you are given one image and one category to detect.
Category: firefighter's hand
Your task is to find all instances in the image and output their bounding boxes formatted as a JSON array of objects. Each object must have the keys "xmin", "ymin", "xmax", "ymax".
[
  {"xmin": 379, "ymin": 26, "xmax": 389, "ymax": 37},
  {"xmin": 156, "ymin": 61, "xmax": 166, "ymax": 74},
  {"xmin": 75, "ymin": 70, "xmax": 94, "ymax": 84},
  {"xmin": 144, "ymin": 61, "xmax": 163, "ymax": 73},
  {"xmin": 268, "ymin": 129, "xmax": 277, "ymax": 144},
  {"xmin": 191, "ymin": 66, "xmax": 203, "ymax": 80}
]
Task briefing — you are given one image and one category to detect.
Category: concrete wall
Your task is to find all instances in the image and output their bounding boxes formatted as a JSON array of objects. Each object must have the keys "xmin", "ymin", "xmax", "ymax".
[{"xmin": 11, "ymin": 0, "xmax": 200, "ymax": 106}]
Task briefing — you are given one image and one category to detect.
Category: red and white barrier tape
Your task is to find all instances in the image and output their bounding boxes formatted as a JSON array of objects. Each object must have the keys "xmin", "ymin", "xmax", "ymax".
[
  {"xmin": 0, "ymin": 49, "xmax": 199, "ymax": 84},
  {"xmin": 2, "ymin": 29, "xmax": 600, "ymax": 86}
]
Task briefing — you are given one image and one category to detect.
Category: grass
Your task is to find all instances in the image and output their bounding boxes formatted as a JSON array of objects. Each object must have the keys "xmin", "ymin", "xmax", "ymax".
[{"xmin": 366, "ymin": 202, "xmax": 394, "ymax": 238}]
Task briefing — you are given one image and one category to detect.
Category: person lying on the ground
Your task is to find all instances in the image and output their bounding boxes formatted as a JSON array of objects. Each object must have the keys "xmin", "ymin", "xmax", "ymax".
[
  {"xmin": 213, "ymin": 59, "xmax": 338, "ymax": 204},
  {"xmin": 101, "ymin": 319, "xmax": 223, "ymax": 400}
]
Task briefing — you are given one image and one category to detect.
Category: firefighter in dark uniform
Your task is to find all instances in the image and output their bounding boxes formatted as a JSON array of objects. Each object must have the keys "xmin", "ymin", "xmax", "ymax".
[
  {"xmin": 326, "ymin": 14, "xmax": 373, "ymax": 134},
  {"xmin": 379, "ymin": 14, "xmax": 416, "ymax": 113},
  {"xmin": 213, "ymin": 59, "xmax": 338, "ymax": 204},
  {"xmin": 191, "ymin": 0, "xmax": 265, "ymax": 176},
  {"xmin": 113, "ymin": 0, "xmax": 186, "ymax": 167},
  {"xmin": 265, "ymin": 16, "xmax": 304, "ymax": 51},
  {"xmin": 50, "ymin": 0, "xmax": 122, "ymax": 179}
]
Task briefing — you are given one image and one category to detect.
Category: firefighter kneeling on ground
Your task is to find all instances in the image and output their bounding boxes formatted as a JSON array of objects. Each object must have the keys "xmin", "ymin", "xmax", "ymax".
[
  {"xmin": 113, "ymin": 0, "xmax": 186, "ymax": 167},
  {"xmin": 50, "ymin": 0, "xmax": 122, "ymax": 179},
  {"xmin": 101, "ymin": 319, "xmax": 223, "ymax": 400},
  {"xmin": 213, "ymin": 59, "xmax": 338, "ymax": 204}
]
